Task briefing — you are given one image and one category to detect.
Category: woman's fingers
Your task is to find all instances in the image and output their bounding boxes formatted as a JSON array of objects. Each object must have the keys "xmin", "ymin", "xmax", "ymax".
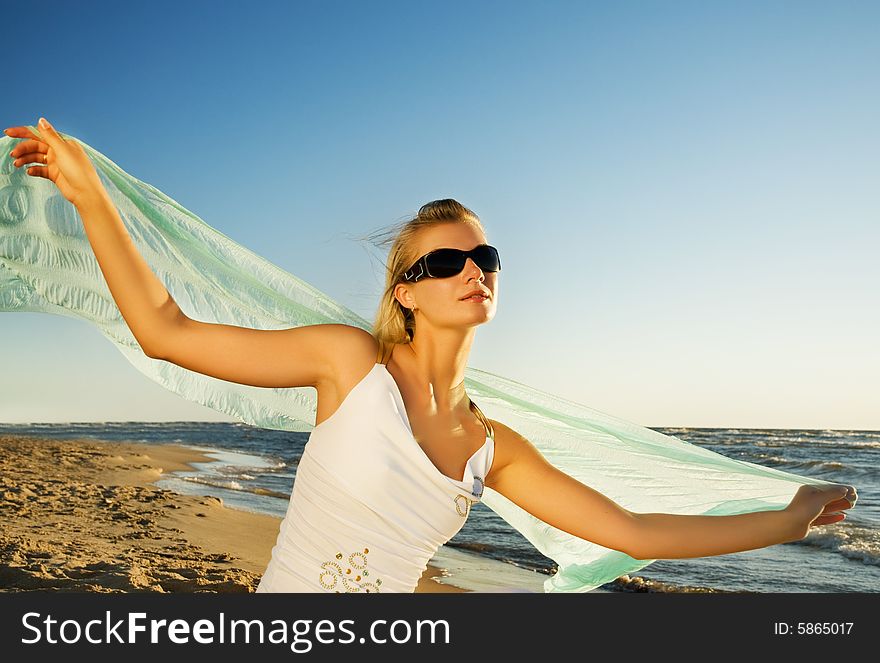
[
  {"xmin": 8, "ymin": 118, "xmax": 104, "ymax": 204},
  {"xmin": 34, "ymin": 118, "xmax": 66, "ymax": 150},
  {"xmin": 829, "ymin": 484, "xmax": 857, "ymax": 506},
  {"xmin": 9, "ymin": 139, "xmax": 47, "ymax": 157},
  {"xmin": 6, "ymin": 120, "xmax": 57, "ymax": 182},
  {"xmin": 811, "ymin": 513, "xmax": 846, "ymax": 527},
  {"xmin": 811, "ymin": 484, "xmax": 856, "ymax": 527},
  {"xmin": 24, "ymin": 165, "xmax": 50, "ymax": 179},
  {"xmin": 9, "ymin": 134, "xmax": 49, "ymax": 169},
  {"xmin": 13, "ymin": 156, "xmax": 49, "ymax": 170},
  {"xmin": 6, "ymin": 133, "xmax": 49, "ymax": 174},
  {"xmin": 3, "ymin": 126, "xmax": 41, "ymax": 141},
  {"xmin": 821, "ymin": 497, "xmax": 852, "ymax": 513},
  {"xmin": 11, "ymin": 150, "xmax": 49, "ymax": 166},
  {"xmin": 6, "ymin": 129, "xmax": 50, "ymax": 179}
]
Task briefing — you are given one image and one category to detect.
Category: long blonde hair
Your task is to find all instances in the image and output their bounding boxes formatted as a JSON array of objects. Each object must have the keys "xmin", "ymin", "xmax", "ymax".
[{"xmin": 361, "ymin": 198, "xmax": 494, "ymax": 437}]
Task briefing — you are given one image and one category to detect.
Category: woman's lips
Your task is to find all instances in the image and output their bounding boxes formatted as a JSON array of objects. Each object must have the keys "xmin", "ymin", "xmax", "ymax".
[{"xmin": 461, "ymin": 295, "xmax": 488, "ymax": 302}]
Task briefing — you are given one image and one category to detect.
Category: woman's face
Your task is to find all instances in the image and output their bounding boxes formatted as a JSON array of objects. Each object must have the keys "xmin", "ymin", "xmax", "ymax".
[{"xmin": 396, "ymin": 223, "xmax": 499, "ymax": 330}]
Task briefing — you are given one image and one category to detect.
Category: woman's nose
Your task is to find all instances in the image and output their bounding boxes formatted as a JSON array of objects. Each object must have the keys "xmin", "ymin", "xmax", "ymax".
[{"xmin": 463, "ymin": 257, "xmax": 483, "ymax": 279}]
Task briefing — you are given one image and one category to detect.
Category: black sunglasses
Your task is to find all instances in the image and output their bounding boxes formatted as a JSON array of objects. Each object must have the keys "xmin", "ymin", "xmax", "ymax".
[{"xmin": 402, "ymin": 244, "xmax": 502, "ymax": 283}]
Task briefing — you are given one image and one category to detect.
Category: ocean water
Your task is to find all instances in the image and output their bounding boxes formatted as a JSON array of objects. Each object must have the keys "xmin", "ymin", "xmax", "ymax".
[{"xmin": 1, "ymin": 422, "xmax": 876, "ymax": 593}]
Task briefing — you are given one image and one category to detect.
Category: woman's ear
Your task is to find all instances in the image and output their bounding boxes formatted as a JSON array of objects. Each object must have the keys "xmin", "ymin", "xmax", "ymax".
[{"xmin": 393, "ymin": 283, "xmax": 415, "ymax": 310}]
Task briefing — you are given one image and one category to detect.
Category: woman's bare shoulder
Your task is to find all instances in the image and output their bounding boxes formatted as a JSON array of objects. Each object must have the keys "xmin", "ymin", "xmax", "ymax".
[
  {"xmin": 323, "ymin": 326, "xmax": 382, "ymax": 382},
  {"xmin": 312, "ymin": 327, "xmax": 382, "ymax": 427}
]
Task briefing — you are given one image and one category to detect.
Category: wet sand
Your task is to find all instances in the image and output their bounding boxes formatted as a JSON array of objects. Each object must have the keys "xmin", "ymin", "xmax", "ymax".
[{"xmin": 0, "ymin": 435, "xmax": 465, "ymax": 593}]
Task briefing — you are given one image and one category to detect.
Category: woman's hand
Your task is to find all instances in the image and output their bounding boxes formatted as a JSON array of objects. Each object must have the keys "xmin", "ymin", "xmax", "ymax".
[
  {"xmin": 4, "ymin": 117, "xmax": 105, "ymax": 208},
  {"xmin": 785, "ymin": 483, "xmax": 857, "ymax": 540}
]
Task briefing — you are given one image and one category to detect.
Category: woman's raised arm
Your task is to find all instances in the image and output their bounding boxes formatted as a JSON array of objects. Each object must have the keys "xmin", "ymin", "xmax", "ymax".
[{"xmin": 6, "ymin": 118, "xmax": 367, "ymax": 390}]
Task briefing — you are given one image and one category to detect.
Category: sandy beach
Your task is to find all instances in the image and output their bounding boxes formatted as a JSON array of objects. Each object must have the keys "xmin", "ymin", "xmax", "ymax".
[{"xmin": 0, "ymin": 434, "xmax": 465, "ymax": 593}]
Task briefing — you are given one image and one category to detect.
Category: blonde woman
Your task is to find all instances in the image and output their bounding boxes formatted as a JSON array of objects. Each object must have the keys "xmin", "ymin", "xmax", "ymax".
[{"xmin": 2, "ymin": 119, "xmax": 858, "ymax": 593}]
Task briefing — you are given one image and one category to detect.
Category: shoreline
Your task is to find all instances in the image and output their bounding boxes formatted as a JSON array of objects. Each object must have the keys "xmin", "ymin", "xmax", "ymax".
[{"xmin": 0, "ymin": 434, "xmax": 466, "ymax": 593}]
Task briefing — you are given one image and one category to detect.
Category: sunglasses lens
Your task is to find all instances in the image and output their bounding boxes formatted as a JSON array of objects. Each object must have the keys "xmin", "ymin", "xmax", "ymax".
[
  {"xmin": 473, "ymin": 245, "xmax": 501, "ymax": 272},
  {"xmin": 421, "ymin": 245, "xmax": 502, "ymax": 278},
  {"xmin": 425, "ymin": 249, "xmax": 466, "ymax": 277}
]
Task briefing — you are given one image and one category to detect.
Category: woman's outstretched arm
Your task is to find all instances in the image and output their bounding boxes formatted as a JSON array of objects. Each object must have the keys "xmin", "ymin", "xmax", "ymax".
[
  {"xmin": 486, "ymin": 419, "xmax": 857, "ymax": 561},
  {"xmin": 629, "ymin": 480, "xmax": 855, "ymax": 559},
  {"xmin": 5, "ymin": 119, "xmax": 358, "ymax": 390}
]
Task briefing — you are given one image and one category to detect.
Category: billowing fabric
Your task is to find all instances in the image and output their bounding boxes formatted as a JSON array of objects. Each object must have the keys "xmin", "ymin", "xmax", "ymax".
[
  {"xmin": 0, "ymin": 129, "xmax": 837, "ymax": 592},
  {"xmin": 256, "ymin": 362, "xmax": 494, "ymax": 592}
]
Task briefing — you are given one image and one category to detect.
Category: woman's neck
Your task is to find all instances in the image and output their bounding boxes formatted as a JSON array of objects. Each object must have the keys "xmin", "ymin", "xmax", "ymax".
[{"xmin": 403, "ymin": 331, "xmax": 474, "ymax": 411}]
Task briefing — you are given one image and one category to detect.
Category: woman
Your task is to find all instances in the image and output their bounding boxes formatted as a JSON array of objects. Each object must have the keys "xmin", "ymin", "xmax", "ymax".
[{"xmin": 2, "ymin": 118, "xmax": 858, "ymax": 593}]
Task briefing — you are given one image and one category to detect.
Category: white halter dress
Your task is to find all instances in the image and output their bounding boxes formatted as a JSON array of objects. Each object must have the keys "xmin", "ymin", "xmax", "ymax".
[{"xmin": 255, "ymin": 362, "xmax": 495, "ymax": 593}]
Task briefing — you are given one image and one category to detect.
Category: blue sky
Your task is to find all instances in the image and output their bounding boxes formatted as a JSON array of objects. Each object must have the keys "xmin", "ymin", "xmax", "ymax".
[{"xmin": 2, "ymin": 0, "xmax": 877, "ymax": 429}]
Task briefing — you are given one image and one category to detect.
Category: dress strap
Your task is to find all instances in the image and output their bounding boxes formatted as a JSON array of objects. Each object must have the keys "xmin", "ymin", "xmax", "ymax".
[{"xmin": 469, "ymin": 398, "xmax": 495, "ymax": 441}]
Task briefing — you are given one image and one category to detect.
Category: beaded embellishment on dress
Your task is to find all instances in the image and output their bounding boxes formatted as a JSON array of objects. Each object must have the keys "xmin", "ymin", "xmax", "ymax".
[
  {"xmin": 318, "ymin": 547, "xmax": 383, "ymax": 592},
  {"xmin": 453, "ymin": 473, "xmax": 486, "ymax": 517}
]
